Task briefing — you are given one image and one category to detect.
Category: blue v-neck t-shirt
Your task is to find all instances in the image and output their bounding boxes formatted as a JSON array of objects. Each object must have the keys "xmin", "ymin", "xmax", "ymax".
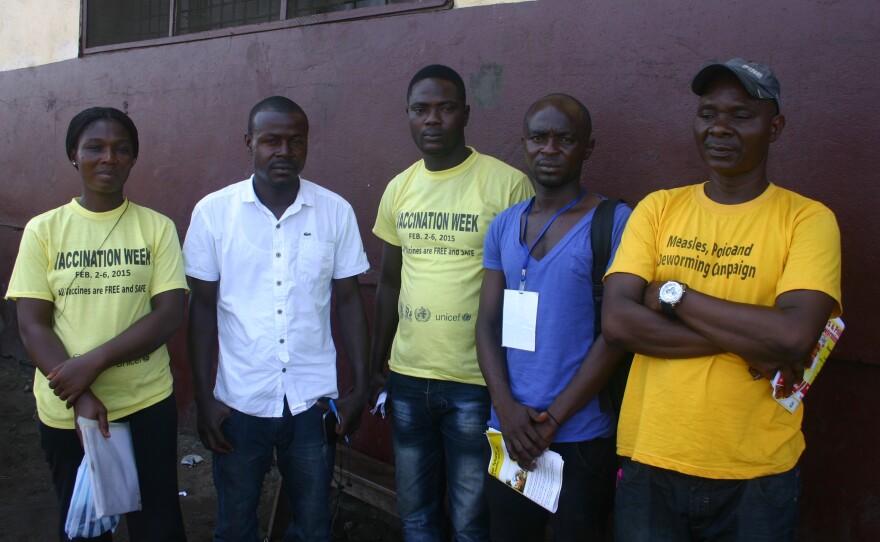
[{"xmin": 483, "ymin": 197, "xmax": 631, "ymax": 442}]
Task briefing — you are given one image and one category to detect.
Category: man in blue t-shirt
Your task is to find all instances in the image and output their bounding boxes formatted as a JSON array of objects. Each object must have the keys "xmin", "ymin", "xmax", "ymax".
[{"xmin": 475, "ymin": 94, "xmax": 631, "ymax": 541}]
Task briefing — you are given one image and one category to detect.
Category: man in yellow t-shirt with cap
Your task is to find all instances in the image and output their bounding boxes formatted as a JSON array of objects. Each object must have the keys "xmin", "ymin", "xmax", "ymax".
[{"xmin": 603, "ymin": 59, "xmax": 842, "ymax": 541}]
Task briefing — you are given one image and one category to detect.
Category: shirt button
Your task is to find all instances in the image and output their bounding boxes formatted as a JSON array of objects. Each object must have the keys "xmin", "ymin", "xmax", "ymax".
[
  {"xmin": 276, "ymin": 224, "xmax": 281, "ymax": 229},
  {"xmin": 277, "ymin": 309, "xmax": 282, "ymax": 314},
  {"xmin": 282, "ymin": 368, "xmax": 287, "ymax": 373},
  {"xmin": 276, "ymin": 252, "xmax": 281, "ymax": 257},
  {"xmin": 279, "ymin": 339, "xmax": 285, "ymax": 344},
  {"xmin": 276, "ymin": 281, "xmax": 281, "ymax": 286}
]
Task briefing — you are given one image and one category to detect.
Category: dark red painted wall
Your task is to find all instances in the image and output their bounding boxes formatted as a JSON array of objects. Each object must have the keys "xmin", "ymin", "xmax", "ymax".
[{"xmin": 1, "ymin": 0, "xmax": 877, "ymax": 539}]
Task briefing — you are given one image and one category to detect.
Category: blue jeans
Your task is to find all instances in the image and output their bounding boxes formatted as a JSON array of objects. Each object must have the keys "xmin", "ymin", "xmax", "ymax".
[
  {"xmin": 614, "ymin": 458, "xmax": 802, "ymax": 542},
  {"xmin": 485, "ymin": 437, "xmax": 616, "ymax": 542},
  {"xmin": 388, "ymin": 372, "xmax": 491, "ymax": 542},
  {"xmin": 213, "ymin": 402, "xmax": 334, "ymax": 542}
]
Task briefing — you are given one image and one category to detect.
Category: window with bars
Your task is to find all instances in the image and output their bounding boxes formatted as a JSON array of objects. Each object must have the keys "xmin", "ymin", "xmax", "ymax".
[{"xmin": 83, "ymin": 0, "xmax": 441, "ymax": 50}]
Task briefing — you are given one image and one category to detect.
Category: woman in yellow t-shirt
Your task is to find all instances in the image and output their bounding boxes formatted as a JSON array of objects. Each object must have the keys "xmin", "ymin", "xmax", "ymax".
[{"xmin": 6, "ymin": 107, "xmax": 188, "ymax": 541}]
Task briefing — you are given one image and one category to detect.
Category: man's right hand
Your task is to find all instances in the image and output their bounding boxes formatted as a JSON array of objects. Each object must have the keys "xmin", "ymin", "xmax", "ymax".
[
  {"xmin": 494, "ymin": 398, "xmax": 547, "ymax": 471},
  {"xmin": 369, "ymin": 371, "xmax": 387, "ymax": 407},
  {"xmin": 196, "ymin": 397, "xmax": 234, "ymax": 454},
  {"xmin": 749, "ymin": 358, "xmax": 806, "ymax": 398}
]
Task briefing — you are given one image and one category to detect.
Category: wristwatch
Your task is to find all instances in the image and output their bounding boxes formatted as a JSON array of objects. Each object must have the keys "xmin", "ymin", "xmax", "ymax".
[{"xmin": 659, "ymin": 281, "xmax": 687, "ymax": 318}]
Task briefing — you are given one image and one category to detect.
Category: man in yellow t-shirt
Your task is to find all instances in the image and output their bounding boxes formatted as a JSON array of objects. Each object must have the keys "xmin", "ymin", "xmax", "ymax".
[
  {"xmin": 371, "ymin": 64, "xmax": 533, "ymax": 541},
  {"xmin": 603, "ymin": 59, "xmax": 841, "ymax": 541}
]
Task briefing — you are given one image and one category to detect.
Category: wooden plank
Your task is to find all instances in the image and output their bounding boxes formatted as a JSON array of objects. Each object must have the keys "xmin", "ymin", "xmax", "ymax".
[
  {"xmin": 267, "ymin": 445, "xmax": 398, "ymax": 540},
  {"xmin": 332, "ymin": 445, "xmax": 398, "ymax": 517}
]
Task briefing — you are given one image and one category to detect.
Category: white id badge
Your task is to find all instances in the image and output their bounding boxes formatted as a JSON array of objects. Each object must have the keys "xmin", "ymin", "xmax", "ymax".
[{"xmin": 502, "ymin": 289, "xmax": 539, "ymax": 352}]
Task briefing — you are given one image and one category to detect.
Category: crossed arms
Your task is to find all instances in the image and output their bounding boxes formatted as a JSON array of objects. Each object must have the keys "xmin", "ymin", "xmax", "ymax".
[
  {"xmin": 474, "ymin": 261, "xmax": 836, "ymax": 470},
  {"xmin": 601, "ymin": 272, "xmax": 836, "ymax": 395}
]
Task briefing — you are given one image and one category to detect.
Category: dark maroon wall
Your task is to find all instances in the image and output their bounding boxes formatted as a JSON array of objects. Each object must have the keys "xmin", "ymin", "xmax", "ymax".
[{"xmin": 1, "ymin": 1, "xmax": 877, "ymax": 539}]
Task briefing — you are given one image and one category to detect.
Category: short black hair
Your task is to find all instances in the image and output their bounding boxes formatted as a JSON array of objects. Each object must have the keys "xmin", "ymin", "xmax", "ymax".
[
  {"xmin": 525, "ymin": 93, "xmax": 593, "ymax": 137},
  {"xmin": 248, "ymin": 96, "xmax": 307, "ymax": 134},
  {"xmin": 66, "ymin": 107, "xmax": 139, "ymax": 160},
  {"xmin": 407, "ymin": 64, "xmax": 467, "ymax": 104}
]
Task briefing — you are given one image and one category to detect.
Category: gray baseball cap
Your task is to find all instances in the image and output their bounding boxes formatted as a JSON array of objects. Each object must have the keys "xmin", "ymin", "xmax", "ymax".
[{"xmin": 691, "ymin": 58, "xmax": 781, "ymax": 112}]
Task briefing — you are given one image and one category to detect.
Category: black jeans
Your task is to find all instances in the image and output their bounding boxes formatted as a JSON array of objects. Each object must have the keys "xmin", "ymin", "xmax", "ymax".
[
  {"xmin": 39, "ymin": 394, "xmax": 186, "ymax": 542},
  {"xmin": 485, "ymin": 436, "xmax": 616, "ymax": 542},
  {"xmin": 614, "ymin": 458, "xmax": 802, "ymax": 542}
]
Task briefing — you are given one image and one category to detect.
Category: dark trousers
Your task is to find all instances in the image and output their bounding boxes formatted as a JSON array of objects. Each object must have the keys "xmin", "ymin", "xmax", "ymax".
[
  {"xmin": 212, "ymin": 402, "xmax": 334, "ymax": 542},
  {"xmin": 39, "ymin": 394, "xmax": 187, "ymax": 542},
  {"xmin": 485, "ymin": 437, "xmax": 616, "ymax": 542},
  {"xmin": 614, "ymin": 458, "xmax": 802, "ymax": 542}
]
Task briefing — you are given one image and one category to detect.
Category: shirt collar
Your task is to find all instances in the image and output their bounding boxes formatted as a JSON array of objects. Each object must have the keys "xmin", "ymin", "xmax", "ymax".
[{"xmin": 240, "ymin": 175, "xmax": 315, "ymax": 218}]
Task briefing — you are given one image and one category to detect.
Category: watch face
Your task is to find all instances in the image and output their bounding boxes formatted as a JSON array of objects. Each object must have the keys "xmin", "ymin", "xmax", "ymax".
[{"xmin": 659, "ymin": 281, "xmax": 684, "ymax": 304}]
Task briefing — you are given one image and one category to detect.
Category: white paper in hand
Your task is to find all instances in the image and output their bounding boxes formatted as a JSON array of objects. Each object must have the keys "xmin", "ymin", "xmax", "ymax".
[
  {"xmin": 78, "ymin": 417, "xmax": 142, "ymax": 518},
  {"xmin": 485, "ymin": 429, "xmax": 563, "ymax": 513}
]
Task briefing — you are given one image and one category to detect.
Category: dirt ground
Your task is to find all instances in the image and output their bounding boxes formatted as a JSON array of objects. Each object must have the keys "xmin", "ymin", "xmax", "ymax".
[{"xmin": 0, "ymin": 354, "xmax": 402, "ymax": 542}]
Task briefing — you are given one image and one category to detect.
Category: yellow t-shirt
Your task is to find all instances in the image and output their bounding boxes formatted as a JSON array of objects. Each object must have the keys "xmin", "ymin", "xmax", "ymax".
[
  {"xmin": 373, "ymin": 148, "xmax": 533, "ymax": 384},
  {"xmin": 6, "ymin": 199, "xmax": 188, "ymax": 429},
  {"xmin": 607, "ymin": 183, "xmax": 842, "ymax": 479}
]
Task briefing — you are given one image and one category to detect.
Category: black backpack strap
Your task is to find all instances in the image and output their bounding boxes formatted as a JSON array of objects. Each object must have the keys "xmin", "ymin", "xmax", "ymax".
[
  {"xmin": 591, "ymin": 198, "xmax": 622, "ymax": 414},
  {"xmin": 590, "ymin": 198, "xmax": 621, "ymax": 339}
]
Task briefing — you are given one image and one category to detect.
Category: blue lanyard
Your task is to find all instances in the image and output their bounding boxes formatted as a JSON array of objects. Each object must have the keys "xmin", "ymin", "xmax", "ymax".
[{"xmin": 519, "ymin": 190, "xmax": 586, "ymax": 291}]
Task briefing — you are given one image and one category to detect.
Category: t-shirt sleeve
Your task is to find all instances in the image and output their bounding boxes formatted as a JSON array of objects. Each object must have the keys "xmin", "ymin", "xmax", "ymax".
[
  {"xmin": 5, "ymin": 226, "xmax": 54, "ymax": 302},
  {"xmin": 604, "ymin": 194, "xmax": 659, "ymax": 282},
  {"xmin": 333, "ymin": 203, "xmax": 371, "ymax": 280},
  {"xmin": 606, "ymin": 203, "xmax": 634, "ymax": 272},
  {"xmin": 481, "ymin": 172, "xmax": 531, "ymax": 272},
  {"xmin": 372, "ymin": 179, "xmax": 401, "ymax": 246},
  {"xmin": 483, "ymin": 212, "xmax": 504, "ymax": 271},
  {"xmin": 776, "ymin": 205, "xmax": 842, "ymax": 317},
  {"xmin": 509, "ymin": 174, "xmax": 535, "ymax": 206},
  {"xmin": 150, "ymin": 217, "xmax": 189, "ymax": 296},
  {"xmin": 183, "ymin": 202, "xmax": 220, "ymax": 282}
]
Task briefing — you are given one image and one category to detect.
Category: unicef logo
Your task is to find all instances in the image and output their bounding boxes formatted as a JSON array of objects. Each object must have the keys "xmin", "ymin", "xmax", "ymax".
[
  {"xmin": 415, "ymin": 307, "xmax": 431, "ymax": 322},
  {"xmin": 462, "ymin": 313, "xmax": 472, "ymax": 322}
]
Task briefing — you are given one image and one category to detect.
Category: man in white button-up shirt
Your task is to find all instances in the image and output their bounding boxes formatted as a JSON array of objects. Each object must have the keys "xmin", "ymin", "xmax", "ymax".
[{"xmin": 184, "ymin": 96, "xmax": 370, "ymax": 542}]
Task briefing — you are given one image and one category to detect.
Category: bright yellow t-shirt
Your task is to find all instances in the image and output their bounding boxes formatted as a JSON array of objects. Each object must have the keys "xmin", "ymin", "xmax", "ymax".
[
  {"xmin": 373, "ymin": 148, "xmax": 533, "ymax": 384},
  {"xmin": 607, "ymin": 183, "xmax": 842, "ymax": 479},
  {"xmin": 6, "ymin": 199, "xmax": 188, "ymax": 429}
]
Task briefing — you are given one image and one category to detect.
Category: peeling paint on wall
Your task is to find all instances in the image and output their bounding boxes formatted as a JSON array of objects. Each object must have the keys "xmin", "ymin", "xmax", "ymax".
[{"xmin": 470, "ymin": 63, "xmax": 504, "ymax": 109}]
